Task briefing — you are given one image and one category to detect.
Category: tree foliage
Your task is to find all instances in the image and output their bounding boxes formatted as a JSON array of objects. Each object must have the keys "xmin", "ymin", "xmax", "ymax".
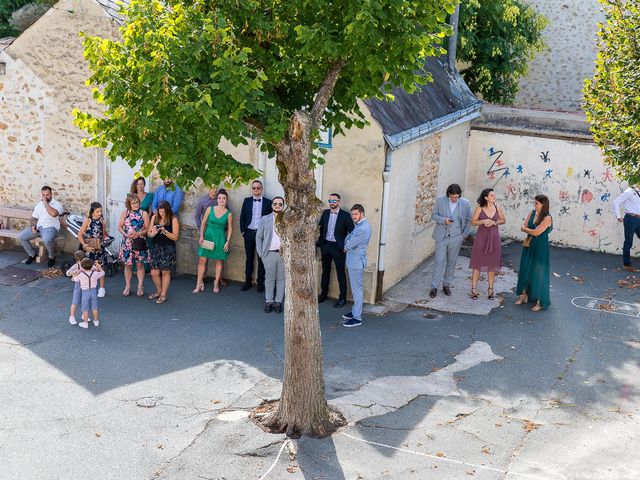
[
  {"xmin": 457, "ymin": 0, "xmax": 547, "ymax": 105},
  {"xmin": 583, "ymin": 0, "xmax": 640, "ymax": 185},
  {"xmin": 74, "ymin": 0, "xmax": 456, "ymax": 188},
  {"xmin": 0, "ymin": 0, "xmax": 53, "ymax": 37}
]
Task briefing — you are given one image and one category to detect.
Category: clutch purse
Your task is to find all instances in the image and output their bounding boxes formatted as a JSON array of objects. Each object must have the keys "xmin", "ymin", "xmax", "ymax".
[
  {"xmin": 201, "ymin": 239, "xmax": 215, "ymax": 250},
  {"xmin": 522, "ymin": 236, "xmax": 532, "ymax": 248}
]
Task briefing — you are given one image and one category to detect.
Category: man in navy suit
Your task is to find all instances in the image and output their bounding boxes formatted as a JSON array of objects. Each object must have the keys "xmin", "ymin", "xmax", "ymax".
[
  {"xmin": 317, "ymin": 193, "xmax": 355, "ymax": 308},
  {"xmin": 342, "ymin": 204, "xmax": 371, "ymax": 328},
  {"xmin": 240, "ymin": 180, "xmax": 272, "ymax": 291}
]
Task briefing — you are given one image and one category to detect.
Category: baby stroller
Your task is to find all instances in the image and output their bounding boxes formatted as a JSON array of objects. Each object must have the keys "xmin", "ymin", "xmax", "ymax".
[{"xmin": 62, "ymin": 213, "xmax": 120, "ymax": 277}]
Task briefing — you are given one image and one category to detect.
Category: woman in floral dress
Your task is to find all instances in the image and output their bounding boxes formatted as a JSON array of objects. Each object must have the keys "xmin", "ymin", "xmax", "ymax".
[
  {"xmin": 118, "ymin": 194, "xmax": 150, "ymax": 297},
  {"xmin": 78, "ymin": 201, "xmax": 109, "ymax": 297}
]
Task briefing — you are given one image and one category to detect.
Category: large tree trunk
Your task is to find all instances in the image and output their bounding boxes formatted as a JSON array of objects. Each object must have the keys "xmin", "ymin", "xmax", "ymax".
[{"xmin": 262, "ymin": 111, "xmax": 344, "ymax": 438}]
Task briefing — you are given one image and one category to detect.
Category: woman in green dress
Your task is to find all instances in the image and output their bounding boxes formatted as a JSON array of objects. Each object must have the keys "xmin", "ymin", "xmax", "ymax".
[
  {"xmin": 515, "ymin": 194, "xmax": 553, "ymax": 311},
  {"xmin": 131, "ymin": 177, "xmax": 154, "ymax": 214},
  {"xmin": 194, "ymin": 190, "xmax": 232, "ymax": 294}
]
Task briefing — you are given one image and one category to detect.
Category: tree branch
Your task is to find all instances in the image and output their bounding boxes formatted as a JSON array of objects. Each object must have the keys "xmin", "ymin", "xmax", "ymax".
[{"xmin": 309, "ymin": 60, "xmax": 346, "ymax": 129}]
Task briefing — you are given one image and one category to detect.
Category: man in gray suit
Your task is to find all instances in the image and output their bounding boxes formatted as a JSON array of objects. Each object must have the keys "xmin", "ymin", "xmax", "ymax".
[
  {"xmin": 256, "ymin": 196, "xmax": 286, "ymax": 313},
  {"xmin": 430, "ymin": 184, "xmax": 472, "ymax": 298},
  {"xmin": 342, "ymin": 204, "xmax": 372, "ymax": 328}
]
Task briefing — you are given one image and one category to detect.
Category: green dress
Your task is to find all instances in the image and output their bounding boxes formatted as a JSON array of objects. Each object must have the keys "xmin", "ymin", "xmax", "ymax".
[
  {"xmin": 516, "ymin": 210, "xmax": 553, "ymax": 310},
  {"xmin": 198, "ymin": 209, "xmax": 230, "ymax": 260},
  {"xmin": 140, "ymin": 192, "xmax": 153, "ymax": 213}
]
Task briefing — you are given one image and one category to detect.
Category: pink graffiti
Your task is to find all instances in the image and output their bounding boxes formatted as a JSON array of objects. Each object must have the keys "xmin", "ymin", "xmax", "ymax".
[
  {"xmin": 589, "ymin": 229, "xmax": 598, "ymax": 237},
  {"xmin": 506, "ymin": 183, "xmax": 516, "ymax": 196},
  {"xmin": 602, "ymin": 169, "xmax": 613, "ymax": 182},
  {"xmin": 581, "ymin": 189, "xmax": 594, "ymax": 203},
  {"xmin": 559, "ymin": 191, "xmax": 570, "ymax": 201}
]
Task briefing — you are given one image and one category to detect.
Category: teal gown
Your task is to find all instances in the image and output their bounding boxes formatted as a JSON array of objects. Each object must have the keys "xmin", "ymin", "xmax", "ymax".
[{"xmin": 516, "ymin": 211, "xmax": 553, "ymax": 310}]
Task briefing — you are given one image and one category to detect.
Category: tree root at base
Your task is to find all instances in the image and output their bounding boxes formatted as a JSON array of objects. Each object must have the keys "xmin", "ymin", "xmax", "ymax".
[{"xmin": 251, "ymin": 399, "xmax": 346, "ymax": 439}]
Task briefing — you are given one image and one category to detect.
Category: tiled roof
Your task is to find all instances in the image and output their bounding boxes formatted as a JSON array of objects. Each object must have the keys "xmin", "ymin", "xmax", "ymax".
[{"xmin": 96, "ymin": 0, "xmax": 130, "ymax": 24}]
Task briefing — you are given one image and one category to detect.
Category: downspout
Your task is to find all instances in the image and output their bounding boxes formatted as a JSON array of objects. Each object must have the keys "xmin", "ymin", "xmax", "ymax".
[
  {"xmin": 376, "ymin": 145, "xmax": 393, "ymax": 302},
  {"xmin": 448, "ymin": 3, "xmax": 460, "ymax": 70}
]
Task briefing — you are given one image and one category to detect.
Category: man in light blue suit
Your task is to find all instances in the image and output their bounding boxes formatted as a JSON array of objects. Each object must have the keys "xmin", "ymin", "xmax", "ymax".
[
  {"xmin": 430, "ymin": 184, "xmax": 472, "ymax": 298},
  {"xmin": 342, "ymin": 204, "xmax": 372, "ymax": 328}
]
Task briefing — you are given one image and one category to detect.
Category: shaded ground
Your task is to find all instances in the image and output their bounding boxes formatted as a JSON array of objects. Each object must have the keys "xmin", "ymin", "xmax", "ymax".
[{"xmin": 0, "ymin": 244, "xmax": 638, "ymax": 479}]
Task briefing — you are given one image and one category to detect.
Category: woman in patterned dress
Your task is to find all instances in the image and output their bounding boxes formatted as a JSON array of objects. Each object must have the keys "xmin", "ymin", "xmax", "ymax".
[
  {"xmin": 148, "ymin": 201, "xmax": 180, "ymax": 304},
  {"xmin": 193, "ymin": 190, "xmax": 232, "ymax": 294},
  {"xmin": 77, "ymin": 201, "xmax": 109, "ymax": 298},
  {"xmin": 118, "ymin": 194, "xmax": 150, "ymax": 297},
  {"xmin": 469, "ymin": 188, "xmax": 506, "ymax": 300}
]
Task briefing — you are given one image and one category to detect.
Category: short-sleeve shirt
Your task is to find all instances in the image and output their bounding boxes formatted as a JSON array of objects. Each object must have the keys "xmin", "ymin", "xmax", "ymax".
[{"xmin": 32, "ymin": 199, "xmax": 64, "ymax": 230}]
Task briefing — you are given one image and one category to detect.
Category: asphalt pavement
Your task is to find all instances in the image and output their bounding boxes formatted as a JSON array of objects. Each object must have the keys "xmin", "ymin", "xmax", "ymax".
[{"xmin": 0, "ymin": 243, "xmax": 638, "ymax": 480}]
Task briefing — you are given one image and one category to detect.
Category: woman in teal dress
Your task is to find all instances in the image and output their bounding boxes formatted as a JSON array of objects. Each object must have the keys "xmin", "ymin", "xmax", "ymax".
[
  {"xmin": 515, "ymin": 194, "xmax": 553, "ymax": 311},
  {"xmin": 194, "ymin": 190, "xmax": 232, "ymax": 294}
]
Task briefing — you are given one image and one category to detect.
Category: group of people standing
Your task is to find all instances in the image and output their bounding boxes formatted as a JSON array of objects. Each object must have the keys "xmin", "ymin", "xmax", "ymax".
[
  {"xmin": 430, "ymin": 184, "xmax": 552, "ymax": 312},
  {"xmin": 17, "ymin": 178, "xmax": 640, "ymax": 327}
]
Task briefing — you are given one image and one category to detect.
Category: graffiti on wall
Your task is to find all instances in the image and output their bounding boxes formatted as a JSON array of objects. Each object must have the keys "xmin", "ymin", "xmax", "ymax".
[{"xmin": 483, "ymin": 146, "xmax": 625, "ymax": 251}]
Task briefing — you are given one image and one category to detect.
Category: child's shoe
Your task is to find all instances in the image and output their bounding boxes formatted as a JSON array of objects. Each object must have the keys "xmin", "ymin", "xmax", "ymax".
[
  {"xmin": 69, "ymin": 316, "xmax": 78, "ymax": 325},
  {"xmin": 78, "ymin": 321, "xmax": 89, "ymax": 329},
  {"xmin": 92, "ymin": 319, "xmax": 99, "ymax": 327},
  {"xmin": 97, "ymin": 288, "xmax": 106, "ymax": 298}
]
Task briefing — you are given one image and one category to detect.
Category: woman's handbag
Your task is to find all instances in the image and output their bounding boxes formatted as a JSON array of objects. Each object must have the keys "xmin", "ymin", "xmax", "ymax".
[
  {"xmin": 131, "ymin": 236, "xmax": 148, "ymax": 251},
  {"xmin": 200, "ymin": 239, "xmax": 215, "ymax": 251},
  {"xmin": 523, "ymin": 236, "xmax": 532, "ymax": 248},
  {"xmin": 83, "ymin": 237, "xmax": 101, "ymax": 251}
]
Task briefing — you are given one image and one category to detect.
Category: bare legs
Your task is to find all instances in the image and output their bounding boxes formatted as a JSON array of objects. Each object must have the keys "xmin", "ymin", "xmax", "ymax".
[
  {"xmin": 123, "ymin": 262, "xmax": 145, "ymax": 296},
  {"xmin": 151, "ymin": 269, "xmax": 171, "ymax": 303},
  {"xmin": 471, "ymin": 269, "xmax": 496, "ymax": 299},
  {"xmin": 193, "ymin": 256, "xmax": 206, "ymax": 293},
  {"xmin": 213, "ymin": 260, "xmax": 223, "ymax": 293}
]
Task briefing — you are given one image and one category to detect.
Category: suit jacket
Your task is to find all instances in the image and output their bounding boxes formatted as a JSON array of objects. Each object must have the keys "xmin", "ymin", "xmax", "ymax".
[
  {"xmin": 431, "ymin": 196, "xmax": 472, "ymax": 242},
  {"xmin": 317, "ymin": 208, "xmax": 354, "ymax": 251},
  {"xmin": 240, "ymin": 196, "xmax": 272, "ymax": 234},
  {"xmin": 344, "ymin": 218, "xmax": 372, "ymax": 270},
  {"xmin": 256, "ymin": 213, "xmax": 279, "ymax": 259}
]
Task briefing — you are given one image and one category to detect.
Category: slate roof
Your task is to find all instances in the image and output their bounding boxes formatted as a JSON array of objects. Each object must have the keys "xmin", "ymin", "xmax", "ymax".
[
  {"xmin": 96, "ymin": 0, "xmax": 129, "ymax": 24},
  {"xmin": 364, "ymin": 56, "xmax": 482, "ymax": 149}
]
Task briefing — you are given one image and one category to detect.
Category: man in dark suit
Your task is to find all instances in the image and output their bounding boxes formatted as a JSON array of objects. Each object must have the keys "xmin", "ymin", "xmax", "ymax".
[
  {"xmin": 317, "ymin": 193, "xmax": 354, "ymax": 308},
  {"xmin": 240, "ymin": 180, "xmax": 273, "ymax": 292}
]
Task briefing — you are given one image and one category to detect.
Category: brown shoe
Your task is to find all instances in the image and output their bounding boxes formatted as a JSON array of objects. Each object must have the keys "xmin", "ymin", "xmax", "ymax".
[
  {"xmin": 429, "ymin": 288, "xmax": 437, "ymax": 298},
  {"xmin": 623, "ymin": 265, "xmax": 637, "ymax": 273},
  {"xmin": 443, "ymin": 285, "xmax": 452, "ymax": 296}
]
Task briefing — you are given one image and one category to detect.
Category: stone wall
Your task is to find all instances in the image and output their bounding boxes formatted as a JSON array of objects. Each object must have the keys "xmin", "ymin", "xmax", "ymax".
[
  {"xmin": 414, "ymin": 134, "xmax": 441, "ymax": 226},
  {"xmin": 514, "ymin": 0, "xmax": 604, "ymax": 112}
]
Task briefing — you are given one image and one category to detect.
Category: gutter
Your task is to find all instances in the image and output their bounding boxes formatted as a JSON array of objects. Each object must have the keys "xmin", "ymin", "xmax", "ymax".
[
  {"xmin": 384, "ymin": 102, "xmax": 482, "ymax": 150},
  {"xmin": 376, "ymin": 146, "xmax": 393, "ymax": 302}
]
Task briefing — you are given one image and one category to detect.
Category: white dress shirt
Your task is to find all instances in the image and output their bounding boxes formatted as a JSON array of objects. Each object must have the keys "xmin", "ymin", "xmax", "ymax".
[
  {"xmin": 325, "ymin": 210, "xmax": 338, "ymax": 241},
  {"xmin": 32, "ymin": 199, "xmax": 64, "ymax": 230},
  {"xmin": 269, "ymin": 222, "xmax": 281, "ymax": 251},
  {"xmin": 612, "ymin": 188, "xmax": 640, "ymax": 219},
  {"xmin": 448, "ymin": 200, "xmax": 458, "ymax": 214},
  {"xmin": 248, "ymin": 197, "xmax": 262, "ymax": 230}
]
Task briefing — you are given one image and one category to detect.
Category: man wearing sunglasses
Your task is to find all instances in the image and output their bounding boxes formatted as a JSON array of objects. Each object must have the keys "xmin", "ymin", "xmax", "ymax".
[
  {"xmin": 240, "ymin": 180, "xmax": 273, "ymax": 291},
  {"xmin": 317, "ymin": 193, "xmax": 354, "ymax": 308},
  {"xmin": 256, "ymin": 196, "xmax": 286, "ymax": 313}
]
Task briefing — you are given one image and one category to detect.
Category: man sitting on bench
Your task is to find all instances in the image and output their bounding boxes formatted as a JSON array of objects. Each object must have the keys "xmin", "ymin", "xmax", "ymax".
[{"xmin": 19, "ymin": 185, "xmax": 64, "ymax": 267}]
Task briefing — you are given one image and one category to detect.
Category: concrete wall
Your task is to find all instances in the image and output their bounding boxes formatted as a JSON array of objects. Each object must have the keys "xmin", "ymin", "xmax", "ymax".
[
  {"xmin": 465, "ymin": 129, "xmax": 635, "ymax": 257},
  {"xmin": 514, "ymin": 0, "xmax": 604, "ymax": 112}
]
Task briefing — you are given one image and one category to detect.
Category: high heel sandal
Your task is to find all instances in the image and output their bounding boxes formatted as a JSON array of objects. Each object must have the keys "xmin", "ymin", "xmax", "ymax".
[
  {"xmin": 469, "ymin": 288, "xmax": 479, "ymax": 300},
  {"xmin": 148, "ymin": 292, "xmax": 161, "ymax": 300},
  {"xmin": 156, "ymin": 295, "xmax": 167, "ymax": 304},
  {"xmin": 192, "ymin": 282, "xmax": 204, "ymax": 294},
  {"xmin": 531, "ymin": 303, "xmax": 542, "ymax": 312},
  {"xmin": 136, "ymin": 286, "xmax": 144, "ymax": 297},
  {"xmin": 515, "ymin": 293, "xmax": 528, "ymax": 305},
  {"xmin": 122, "ymin": 286, "xmax": 131, "ymax": 297},
  {"xmin": 213, "ymin": 280, "xmax": 220, "ymax": 294},
  {"xmin": 488, "ymin": 288, "xmax": 495, "ymax": 300}
]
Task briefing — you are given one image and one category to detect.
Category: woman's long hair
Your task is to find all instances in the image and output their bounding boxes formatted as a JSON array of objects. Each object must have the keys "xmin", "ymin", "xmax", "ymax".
[
  {"xmin": 88, "ymin": 202, "xmax": 102, "ymax": 219},
  {"xmin": 130, "ymin": 177, "xmax": 146, "ymax": 194},
  {"xmin": 534, "ymin": 194, "xmax": 550, "ymax": 225},
  {"xmin": 477, "ymin": 188, "xmax": 493, "ymax": 207},
  {"xmin": 157, "ymin": 200, "xmax": 174, "ymax": 226}
]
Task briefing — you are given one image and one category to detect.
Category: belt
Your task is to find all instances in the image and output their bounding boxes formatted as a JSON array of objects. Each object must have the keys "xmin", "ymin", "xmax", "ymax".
[
  {"xmin": 626, "ymin": 213, "xmax": 640, "ymax": 218},
  {"xmin": 269, "ymin": 249, "xmax": 280, "ymax": 253}
]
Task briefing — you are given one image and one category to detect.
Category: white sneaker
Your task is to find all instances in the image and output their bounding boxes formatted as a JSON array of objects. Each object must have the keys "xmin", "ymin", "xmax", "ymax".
[
  {"xmin": 78, "ymin": 321, "xmax": 89, "ymax": 329},
  {"xmin": 92, "ymin": 319, "xmax": 99, "ymax": 327},
  {"xmin": 97, "ymin": 288, "xmax": 106, "ymax": 298},
  {"xmin": 69, "ymin": 316, "xmax": 78, "ymax": 325}
]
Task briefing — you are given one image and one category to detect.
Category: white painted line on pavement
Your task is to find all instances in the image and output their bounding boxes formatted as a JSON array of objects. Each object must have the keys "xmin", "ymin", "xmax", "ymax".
[
  {"xmin": 572, "ymin": 296, "xmax": 640, "ymax": 319},
  {"xmin": 341, "ymin": 431, "xmax": 567, "ymax": 480}
]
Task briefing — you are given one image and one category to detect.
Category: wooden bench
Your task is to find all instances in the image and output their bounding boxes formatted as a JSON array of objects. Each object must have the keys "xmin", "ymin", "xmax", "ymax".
[{"xmin": 0, "ymin": 206, "xmax": 65, "ymax": 263}]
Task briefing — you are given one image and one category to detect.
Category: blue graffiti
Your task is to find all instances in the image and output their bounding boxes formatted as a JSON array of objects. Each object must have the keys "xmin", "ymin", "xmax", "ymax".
[
  {"xmin": 601, "ymin": 193, "xmax": 611, "ymax": 202},
  {"xmin": 545, "ymin": 169, "xmax": 553, "ymax": 178},
  {"xmin": 517, "ymin": 165, "xmax": 523, "ymax": 174}
]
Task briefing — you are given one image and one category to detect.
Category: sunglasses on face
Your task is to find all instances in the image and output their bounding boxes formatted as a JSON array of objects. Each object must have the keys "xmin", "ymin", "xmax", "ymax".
[
  {"xmin": 328, "ymin": 199, "xmax": 338, "ymax": 204},
  {"xmin": 273, "ymin": 202, "xmax": 284, "ymax": 207},
  {"xmin": 252, "ymin": 186, "xmax": 262, "ymax": 190}
]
